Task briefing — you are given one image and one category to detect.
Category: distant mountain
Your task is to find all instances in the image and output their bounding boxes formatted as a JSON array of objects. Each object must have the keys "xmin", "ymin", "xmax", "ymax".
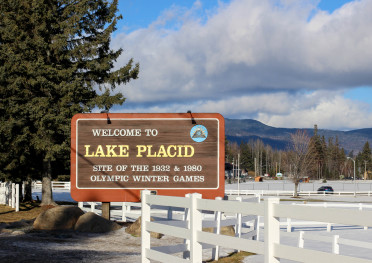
[{"xmin": 225, "ymin": 119, "xmax": 372, "ymax": 153}]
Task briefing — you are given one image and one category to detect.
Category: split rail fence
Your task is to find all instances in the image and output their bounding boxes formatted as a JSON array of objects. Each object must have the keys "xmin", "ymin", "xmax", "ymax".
[{"xmin": 140, "ymin": 190, "xmax": 372, "ymax": 263}]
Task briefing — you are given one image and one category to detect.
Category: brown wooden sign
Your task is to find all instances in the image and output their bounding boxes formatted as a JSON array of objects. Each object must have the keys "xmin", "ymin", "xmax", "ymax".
[{"xmin": 70, "ymin": 113, "xmax": 225, "ymax": 201}]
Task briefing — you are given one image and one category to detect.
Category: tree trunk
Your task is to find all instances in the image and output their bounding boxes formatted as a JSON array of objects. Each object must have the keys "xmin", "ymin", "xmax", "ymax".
[
  {"xmin": 22, "ymin": 175, "xmax": 33, "ymax": 202},
  {"xmin": 41, "ymin": 158, "xmax": 57, "ymax": 206},
  {"xmin": 294, "ymin": 181, "xmax": 299, "ymax": 197}
]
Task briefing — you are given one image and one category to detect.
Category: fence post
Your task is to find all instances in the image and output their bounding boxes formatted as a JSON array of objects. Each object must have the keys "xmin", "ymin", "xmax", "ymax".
[
  {"xmin": 255, "ymin": 194, "xmax": 261, "ymax": 241},
  {"xmin": 298, "ymin": 231, "xmax": 305, "ymax": 248},
  {"xmin": 167, "ymin": 206, "xmax": 173, "ymax": 220},
  {"xmin": 212, "ymin": 197, "xmax": 222, "ymax": 261},
  {"xmin": 332, "ymin": 235, "xmax": 339, "ymax": 254},
  {"xmin": 141, "ymin": 190, "xmax": 151, "ymax": 263},
  {"xmin": 327, "ymin": 223, "xmax": 332, "ymax": 232},
  {"xmin": 235, "ymin": 197, "xmax": 242, "ymax": 253},
  {"xmin": 264, "ymin": 198, "xmax": 280, "ymax": 263},
  {"xmin": 6, "ymin": 182, "xmax": 11, "ymax": 206},
  {"xmin": 287, "ymin": 218, "xmax": 292, "ymax": 232},
  {"xmin": 235, "ymin": 197, "xmax": 242, "ymax": 238},
  {"xmin": 12, "ymin": 183, "xmax": 16, "ymax": 208},
  {"xmin": 16, "ymin": 184, "xmax": 19, "ymax": 212},
  {"xmin": 78, "ymin": 202, "xmax": 83, "ymax": 209},
  {"xmin": 190, "ymin": 193, "xmax": 202, "ymax": 263},
  {"xmin": 90, "ymin": 202, "xmax": 95, "ymax": 213},
  {"xmin": 22, "ymin": 182, "xmax": 25, "ymax": 197},
  {"xmin": 122, "ymin": 203, "xmax": 127, "ymax": 222},
  {"xmin": 183, "ymin": 194, "xmax": 191, "ymax": 259}
]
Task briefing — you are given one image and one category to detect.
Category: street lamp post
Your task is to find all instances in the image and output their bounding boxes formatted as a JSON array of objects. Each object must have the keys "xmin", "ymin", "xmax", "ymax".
[
  {"xmin": 237, "ymin": 154, "xmax": 240, "ymax": 196},
  {"xmin": 347, "ymin": 157, "xmax": 356, "ymax": 196}
]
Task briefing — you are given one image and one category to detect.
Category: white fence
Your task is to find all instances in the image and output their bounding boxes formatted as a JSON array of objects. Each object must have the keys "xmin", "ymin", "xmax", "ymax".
[
  {"xmin": 0, "ymin": 182, "xmax": 19, "ymax": 211},
  {"xmin": 140, "ymin": 190, "xmax": 372, "ymax": 263},
  {"xmin": 281, "ymin": 230, "xmax": 372, "ymax": 256},
  {"xmin": 33, "ymin": 181, "xmax": 70, "ymax": 190},
  {"xmin": 225, "ymin": 189, "xmax": 372, "ymax": 196},
  {"xmin": 226, "ymin": 180, "xmax": 372, "ymax": 192},
  {"xmin": 78, "ymin": 201, "xmax": 144, "ymax": 222}
]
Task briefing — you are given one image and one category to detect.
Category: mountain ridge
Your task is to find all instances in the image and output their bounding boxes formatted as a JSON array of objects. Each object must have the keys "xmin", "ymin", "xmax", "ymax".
[{"xmin": 225, "ymin": 119, "xmax": 372, "ymax": 153}]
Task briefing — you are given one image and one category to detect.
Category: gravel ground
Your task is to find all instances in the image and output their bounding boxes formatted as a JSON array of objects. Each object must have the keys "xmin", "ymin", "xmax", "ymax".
[
  {"xmin": 0, "ymin": 225, "xmax": 140, "ymax": 263},
  {"xmin": 0, "ymin": 221, "xmax": 236, "ymax": 263}
]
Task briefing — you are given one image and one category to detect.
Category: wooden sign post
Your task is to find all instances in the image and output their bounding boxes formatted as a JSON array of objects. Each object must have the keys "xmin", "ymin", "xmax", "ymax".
[{"xmin": 70, "ymin": 113, "xmax": 225, "ymax": 202}]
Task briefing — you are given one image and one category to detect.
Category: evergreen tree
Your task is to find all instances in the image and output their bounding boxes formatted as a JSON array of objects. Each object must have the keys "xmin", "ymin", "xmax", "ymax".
[
  {"xmin": 0, "ymin": 0, "xmax": 139, "ymax": 204},
  {"xmin": 310, "ymin": 126, "xmax": 326, "ymax": 180},
  {"xmin": 357, "ymin": 141, "xmax": 372, "ymax": 179},
  {"xmin": 240, "ymin": 142, "xmax": 253, "ymax": 172}
]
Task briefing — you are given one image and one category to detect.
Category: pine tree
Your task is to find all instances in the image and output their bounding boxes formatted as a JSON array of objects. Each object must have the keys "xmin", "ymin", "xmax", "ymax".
[
  {"xmin": 0, "ymin": 0, "xmax": 139, "ymax": 205},
  {"xmin": 240, "ymin": 142, "xmax": 254, "ymax": 172},
  {"xmin": 357, "ymin": 141, "xmax": 372, "ymax": 179}
]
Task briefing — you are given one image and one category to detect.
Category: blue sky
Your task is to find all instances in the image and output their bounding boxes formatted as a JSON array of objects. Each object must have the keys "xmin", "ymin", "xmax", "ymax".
[{"xmin": 109, "ymin": 0, "xmax": 372, "ymax": 130}]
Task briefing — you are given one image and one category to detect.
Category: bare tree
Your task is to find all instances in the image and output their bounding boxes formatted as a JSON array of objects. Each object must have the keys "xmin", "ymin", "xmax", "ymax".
[{"xmin": 283, "ymin": 130, "xmax": 315, "ymax": 196}]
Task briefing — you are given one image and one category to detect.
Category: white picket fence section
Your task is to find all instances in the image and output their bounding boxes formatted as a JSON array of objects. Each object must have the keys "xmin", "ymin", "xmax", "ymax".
[
  {"xmin": 0, "ymin": 182, "xmax": 19, "ymax": 211},
  {"xmin": 140, "ymin": 190, "xmax": 372, "ymax": 263}
]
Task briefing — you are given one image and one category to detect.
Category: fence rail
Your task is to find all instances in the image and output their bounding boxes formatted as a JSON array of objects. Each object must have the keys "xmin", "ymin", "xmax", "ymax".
[
  {"xmin": 225, "ymin": 189, "xmax": 372, "ymax": 196},
  {"xmin": 140, "ymin": 191, "xmax": 372, "ymax": 263},
  {"xmin": 32, "ymin": 181, "xmax": 70, "ymax": 190}
]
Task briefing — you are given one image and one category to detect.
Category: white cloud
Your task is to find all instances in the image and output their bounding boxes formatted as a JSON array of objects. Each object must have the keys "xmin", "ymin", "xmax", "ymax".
[
  {"xmin": 258, "ymin": 91, "xmax": 372, "ymax": 130},
  {"xmin": 112, "ymin": 0, "xmax": 372, "ymax": 130}
]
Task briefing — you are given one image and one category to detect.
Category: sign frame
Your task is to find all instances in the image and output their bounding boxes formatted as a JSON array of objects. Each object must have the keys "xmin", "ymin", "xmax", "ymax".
[{"xmin": 70, "ymin": 113, "xmax": 225, "ymax": 202}]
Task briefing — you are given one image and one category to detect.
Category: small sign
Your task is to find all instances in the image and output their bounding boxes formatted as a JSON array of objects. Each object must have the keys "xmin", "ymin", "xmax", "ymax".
[{"xmin": 70, "ymin": 113, "xmax": 225, "ymax": 202}]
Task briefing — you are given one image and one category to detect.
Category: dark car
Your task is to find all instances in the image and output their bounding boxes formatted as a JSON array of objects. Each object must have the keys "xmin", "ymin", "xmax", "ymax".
[{"xmin": 317, "ymin": 186, "xmax": 334, "ymax": 194}]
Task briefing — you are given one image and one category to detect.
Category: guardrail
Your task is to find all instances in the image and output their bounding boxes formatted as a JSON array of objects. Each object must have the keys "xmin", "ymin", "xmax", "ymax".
[{"xmin": 140, "ymin": 191, "xmax": 372, "ymax": 263}]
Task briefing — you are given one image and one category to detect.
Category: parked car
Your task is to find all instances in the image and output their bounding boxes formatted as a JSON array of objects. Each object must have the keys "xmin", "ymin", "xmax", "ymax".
[{"xmin": 317, "ymin": 186, "xmax": 334, "ymax": 194}]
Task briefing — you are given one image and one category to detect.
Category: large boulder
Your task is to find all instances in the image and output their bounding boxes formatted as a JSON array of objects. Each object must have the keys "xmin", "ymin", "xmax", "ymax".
[
  {"xmin": 33, "ymin": 206, "xmax": 84, "ymax": 230},
  {"xmin": 125, "ymin": 216, "xmax": 163, "ymax": 239},
  {"xmin": 74, "ymin": 212, "xmax": 122, "ymax": 233}
]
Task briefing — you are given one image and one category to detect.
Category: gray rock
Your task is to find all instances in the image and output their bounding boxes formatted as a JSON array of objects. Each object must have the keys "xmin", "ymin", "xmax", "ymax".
[
  {"xmin": 74, "ymin": 212, "xmax": 122, "ymax": 233},
  {"xmin": 125, "ymin": 216, "xmax": 163, "ymax": 239},
  {"xmin": 33, "ymin": 206, "xmax": 84, "ymax": 230}
]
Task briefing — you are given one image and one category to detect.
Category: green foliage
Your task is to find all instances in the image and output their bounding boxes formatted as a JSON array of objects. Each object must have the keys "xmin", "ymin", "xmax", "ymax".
[
  {"xmin": 0, "ymin": 0, "xmax": 139, "ymax": 181},
  {"xmin": 227, "ymin": 130, "xmax": 370, "ymax": 181},
  {"xmin": 356, "ymin": 141, "xmax": 372, "ymax": 176}
]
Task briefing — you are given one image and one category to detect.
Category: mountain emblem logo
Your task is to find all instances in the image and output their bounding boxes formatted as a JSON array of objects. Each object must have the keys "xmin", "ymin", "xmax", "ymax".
[{"xmin": 190, "ymin": 125, "xmax": 208, "ymax": 142}]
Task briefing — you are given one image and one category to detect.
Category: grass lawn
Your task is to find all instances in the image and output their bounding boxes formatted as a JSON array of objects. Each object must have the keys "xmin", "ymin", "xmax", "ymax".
[{"xmin": 0, "ymin": 202, "xmax": 44, "ymax": 223}]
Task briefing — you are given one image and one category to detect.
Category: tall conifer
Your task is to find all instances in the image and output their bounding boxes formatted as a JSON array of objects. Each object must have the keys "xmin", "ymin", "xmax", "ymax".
[{"xmin": 0, "ymin": 0, "xmax": 139, "ymax": 204}]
